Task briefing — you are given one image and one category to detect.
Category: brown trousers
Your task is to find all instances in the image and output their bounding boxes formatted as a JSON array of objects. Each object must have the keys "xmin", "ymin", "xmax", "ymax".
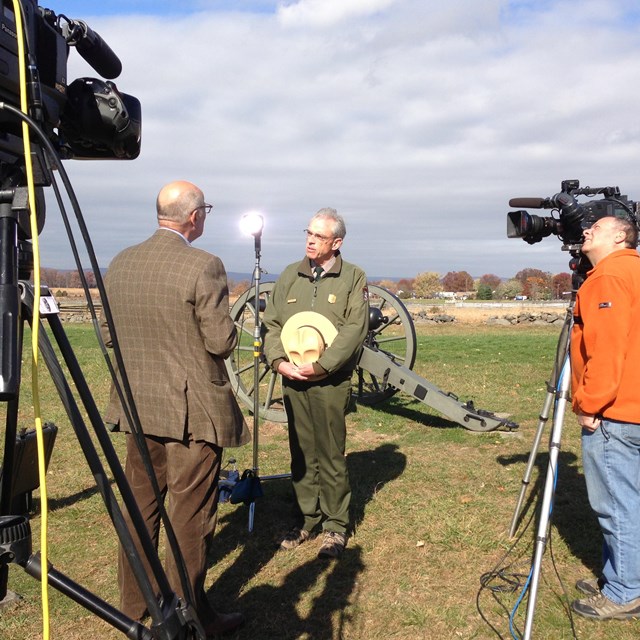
[{"xmin": 118, "ymin": 433, "xmax": 222, "ymax": 620}]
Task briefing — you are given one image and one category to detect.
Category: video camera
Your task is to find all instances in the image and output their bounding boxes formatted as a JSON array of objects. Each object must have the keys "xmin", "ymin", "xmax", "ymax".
[
  {"xmin": 0, "ymin": 0, "xmax": 141, "ymax": 164},
  {"xmin": 506, "ymin": 179, "xmax": 638, "ymax": 248},
  {"xmin": 0, "ymin": 1, "xmax": 141, "ymax": 397}
]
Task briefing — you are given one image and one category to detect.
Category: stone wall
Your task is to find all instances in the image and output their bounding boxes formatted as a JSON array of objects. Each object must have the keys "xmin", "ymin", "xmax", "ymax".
[
  {"xmin": 485, "ymin": 311, "xmax": 566, "ymax": 326},
  {"xmin": 407, "ymin": 301, "xmax": 568, "ymax": 326},
  {"xmin": 58, "ymin": 300, "xmax": 100, "ymax": 323}
]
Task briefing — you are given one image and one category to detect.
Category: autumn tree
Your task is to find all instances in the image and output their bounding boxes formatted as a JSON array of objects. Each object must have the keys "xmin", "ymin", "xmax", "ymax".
[
  {"xmin": 515, "ymin": 268, "xmax": 552, "ymax": 299},
  {"xmin": 66, "ymin": 270, "xmax": 82, "ymax": 288},
  {"xmin": 413, "ymin": 272, "xmax": 443, "ymax": 299},
  {"xmin": 41, "ymin": 268, "xmax": 61, "ymax": 286},
  {"xmin": 551, "ymin": 272, "xmax": 572, "ymax": 299},
  {"xmin": 84, "ymin": 270, "xmax": 97, "ymax": 288},
  {"xmin": 229, "ymin": 279, "xmax": 251, "ymax": 298},
  {"xmin": 515, "ymin": 268, "xmax": 549, "ymax": 284},
  {"xmin": 479, "ymin": 273, "xmax": 501, "ymax": 290},
  {"xmin": 495, "ymin": 278, "xmax": 523, "ymax": 300},
  {"xmin": 396, "ymin": 278, "xmax": 415, "ymax": 299},
  {"xmin": 375, "ymin": 279, "xmax": 399, "ymax": 294},
  {"xmin": 441, "ymin": 270, "xmax": 474, "ymax": 292},
  {"xmin": 523, "ymin": 276, "xmax": 551, "ymax": 300}
]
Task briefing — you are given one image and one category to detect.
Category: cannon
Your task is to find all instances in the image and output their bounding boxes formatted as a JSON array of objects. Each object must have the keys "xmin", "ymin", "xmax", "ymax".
[{"xmin": 225, "ymin": 283, "xmax": 517, "ymax": 432}]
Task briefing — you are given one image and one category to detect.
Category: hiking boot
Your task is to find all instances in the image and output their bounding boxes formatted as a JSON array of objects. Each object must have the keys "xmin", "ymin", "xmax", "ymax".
[
  {"xmin": 279, "ymin": 527, "xmax": 310, "ymax": 551},
  {"xmin": 318, "ymin": 531, "xmax": 346, "ymax": 559},
  {"xmin": 571, "ymin": 592, "xmax": 640, "ymax": 620},
  {"xmin": 575, "ymin": 577, "xmax": 605, "ymax": 596}
]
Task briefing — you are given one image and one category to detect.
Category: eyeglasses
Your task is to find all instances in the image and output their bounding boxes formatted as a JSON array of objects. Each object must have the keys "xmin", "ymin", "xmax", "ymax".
[
  {"xmin": 194, "ymin": 203, "xmax": 213, "ymax": 215},
  {"xmin": 304, "ymin": 229, "xmax": 335, "ymax": 242}
]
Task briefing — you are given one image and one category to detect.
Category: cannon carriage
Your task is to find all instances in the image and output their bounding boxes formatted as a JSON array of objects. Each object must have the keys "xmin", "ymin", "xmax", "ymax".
[{"xmin": 225, "ymin": 283, "xmax": 517, "ymax": 432}]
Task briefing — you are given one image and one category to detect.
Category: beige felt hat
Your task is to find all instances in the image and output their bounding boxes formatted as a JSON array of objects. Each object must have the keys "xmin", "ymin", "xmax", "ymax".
[{"xmin": 281, "ymin": 312, "xmax": 338, "ymax": 366}]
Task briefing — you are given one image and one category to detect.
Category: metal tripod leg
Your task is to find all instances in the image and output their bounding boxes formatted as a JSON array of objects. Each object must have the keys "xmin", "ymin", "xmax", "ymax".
[
  {"xmin": 508, "ymin": 307, "xmax": 573, "ymax": 538},
  {"xmin": 522, "ymin": 354, "xmax": 571, "ymax": 640},
  {"xmin": 508, "ymin": 382, "xmax": 557, "ymax": 538}
]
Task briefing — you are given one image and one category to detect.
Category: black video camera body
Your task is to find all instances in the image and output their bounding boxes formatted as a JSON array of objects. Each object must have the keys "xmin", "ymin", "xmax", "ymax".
[
  {"xmin": 507, "ymin": 179, "xmax": 639, "ymax": 248},
  {"xmin": 0, "ymin": 0, "xmax": 140, "ymax": 163}
]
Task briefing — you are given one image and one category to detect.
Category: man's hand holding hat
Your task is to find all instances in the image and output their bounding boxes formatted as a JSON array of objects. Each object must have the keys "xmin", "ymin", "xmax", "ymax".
[{"xmin": 278, "ymin": 311, "xmax": 338, "ymax": 381}]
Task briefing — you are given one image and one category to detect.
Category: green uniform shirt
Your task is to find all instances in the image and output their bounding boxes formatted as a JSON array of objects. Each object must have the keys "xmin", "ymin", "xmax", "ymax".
[{"xmin": 263, "ymin": 252, "xmax": 369, "ymax": 376}]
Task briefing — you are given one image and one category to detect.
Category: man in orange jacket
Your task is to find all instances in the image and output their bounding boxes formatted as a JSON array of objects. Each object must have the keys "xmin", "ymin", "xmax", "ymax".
[{"xmin": 570, "ymin": 214, "xmax": 640, "ymax": 620}]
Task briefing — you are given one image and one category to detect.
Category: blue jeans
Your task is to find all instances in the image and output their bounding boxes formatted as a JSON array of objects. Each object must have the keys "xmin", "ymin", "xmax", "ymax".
[{"xmin": 582, "ymin": 420, "xmax": 640, "ymax": 604}]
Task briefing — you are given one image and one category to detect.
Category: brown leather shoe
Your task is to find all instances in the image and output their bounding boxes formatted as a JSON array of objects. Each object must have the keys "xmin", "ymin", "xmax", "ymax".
[{"xmin": 204, "ymin": 611, "xmax": 245, "ymax": 637}]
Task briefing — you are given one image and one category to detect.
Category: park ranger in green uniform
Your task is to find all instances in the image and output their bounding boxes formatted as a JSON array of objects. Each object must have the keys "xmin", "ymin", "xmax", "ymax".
[{"xmin": 263, "ymin": 207, "xmax": 369, "ymax": 559}]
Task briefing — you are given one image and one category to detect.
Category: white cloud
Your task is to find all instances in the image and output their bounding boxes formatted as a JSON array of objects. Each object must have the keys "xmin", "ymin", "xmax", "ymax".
[
  {"xmin": 33, "ymin": 0, "xmax": 640, "ymax": 280},
  {"xmin": 277, "ymin": 0, "xmax": 399, "ymax": 28}
]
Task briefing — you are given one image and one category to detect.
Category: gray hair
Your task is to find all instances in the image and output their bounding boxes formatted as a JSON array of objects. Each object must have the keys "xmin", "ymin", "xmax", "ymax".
[
  {"xmin": 311, "ymin": 207, "xmax": 346, "ymax": 239},
  {"xmin": 612, "ymin": 215, "xmax": 639, "ymax": 248}
]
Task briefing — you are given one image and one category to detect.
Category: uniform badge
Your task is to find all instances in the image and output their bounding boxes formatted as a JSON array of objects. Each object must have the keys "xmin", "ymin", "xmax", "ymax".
[{"xmin": 328, "ymin": 294, "xmax": 337, "ymax": 304}]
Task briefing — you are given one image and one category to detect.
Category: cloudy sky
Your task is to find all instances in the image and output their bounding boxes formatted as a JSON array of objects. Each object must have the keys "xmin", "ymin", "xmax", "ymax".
[{"xmin": 32, "ymin": 0, "xmax": 640, "ymax": 280}]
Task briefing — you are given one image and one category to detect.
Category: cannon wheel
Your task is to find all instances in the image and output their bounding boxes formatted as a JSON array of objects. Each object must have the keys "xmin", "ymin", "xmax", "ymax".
[
  {"xmin": 356, "ymin": 284, "xmax": 417, "ymax": 405},
  {"xmin": 225, "ymin": 281, "xmax": 285, "ymax": 423},
  {"xmin": 225, "ymin": 282, "xmax": 417, "ymax": 422}
]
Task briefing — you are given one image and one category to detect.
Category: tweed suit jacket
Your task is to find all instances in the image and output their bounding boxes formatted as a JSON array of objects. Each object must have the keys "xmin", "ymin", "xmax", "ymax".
[{"xmin": 101, "ymin": 229, "xmax": 250, "ymax": 447}]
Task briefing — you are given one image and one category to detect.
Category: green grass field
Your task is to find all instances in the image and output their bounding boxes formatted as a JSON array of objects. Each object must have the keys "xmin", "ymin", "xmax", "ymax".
[{"xmin": 0, "ymin": 322, "xmax": 634, "ymax": 639}]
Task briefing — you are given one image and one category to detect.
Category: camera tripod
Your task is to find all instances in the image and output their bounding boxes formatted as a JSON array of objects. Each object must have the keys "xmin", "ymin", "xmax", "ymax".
[
  {"xmin": 0, "ymin": 279, "xmax": 207, "ymax": 639},
  {"xmin": 507, "ymin": 297, "xmax": 575, "ymax": 639}
]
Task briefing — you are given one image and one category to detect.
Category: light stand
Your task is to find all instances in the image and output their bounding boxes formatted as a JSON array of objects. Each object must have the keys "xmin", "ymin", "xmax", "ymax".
[
  {"xmin": 240, "ymin": 212, "xmax": 265, "ymax": 533},
  {"xmin": 238, "ymin": 212, "xmax": 291, "ymax": 532}
]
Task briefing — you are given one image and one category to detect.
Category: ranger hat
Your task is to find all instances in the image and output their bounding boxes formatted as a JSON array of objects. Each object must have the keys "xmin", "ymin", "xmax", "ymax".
[{"xmin": 281, "ymin": 311, "xmax": 338, "ymax": 366}]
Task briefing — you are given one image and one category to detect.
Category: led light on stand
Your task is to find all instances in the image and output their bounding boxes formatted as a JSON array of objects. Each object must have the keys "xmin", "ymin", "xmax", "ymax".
[{"xmin": 240, "ymin": 211, "xmax": 264, "ymax": 237}]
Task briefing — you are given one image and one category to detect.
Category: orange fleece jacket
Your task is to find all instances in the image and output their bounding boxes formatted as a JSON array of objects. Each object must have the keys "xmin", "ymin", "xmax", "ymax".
[{"xmin": 571, "ymin": 248, "xmax": 640, "ymax": 421}]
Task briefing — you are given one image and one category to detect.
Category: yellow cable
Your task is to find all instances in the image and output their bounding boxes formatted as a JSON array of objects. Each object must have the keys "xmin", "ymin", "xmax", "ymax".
[{"xmin": 13, "ymin": 1, "xmax": 50, "ymax": 637}]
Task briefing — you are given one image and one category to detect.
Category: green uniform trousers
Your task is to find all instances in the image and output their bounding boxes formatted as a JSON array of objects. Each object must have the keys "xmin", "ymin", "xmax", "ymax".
[{"xmin": 283, "ymin": 375, "xmax": 352, "ymax": 534}]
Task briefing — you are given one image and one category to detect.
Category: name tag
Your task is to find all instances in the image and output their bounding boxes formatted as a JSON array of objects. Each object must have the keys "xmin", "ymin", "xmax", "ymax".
[{"xmin": 287, "ymin": 298, "xmax": 297, "ymax": 304}]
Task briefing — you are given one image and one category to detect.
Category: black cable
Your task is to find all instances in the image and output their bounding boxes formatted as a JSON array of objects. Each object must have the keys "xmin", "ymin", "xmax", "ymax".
[
  {"xmin": 548, "ymin": 529, "xmax": 580, "ymax": 639},
  {"xmin": 476, "ymin": 503, "xmax": 536, "ymax": 639}
]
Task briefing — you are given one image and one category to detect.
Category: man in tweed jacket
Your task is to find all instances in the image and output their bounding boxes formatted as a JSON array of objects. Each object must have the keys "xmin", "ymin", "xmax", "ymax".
[{"xmin": 101, "ymin": 180, "xmax": 249, "ymax": 636}]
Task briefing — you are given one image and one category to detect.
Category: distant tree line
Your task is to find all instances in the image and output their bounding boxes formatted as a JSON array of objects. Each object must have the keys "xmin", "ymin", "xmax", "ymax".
[
  {"xmin": 371, "ymin": 268, "xmax": 574, "ymax": 301},
  {"xmin": 41, "ymin": 268, "xmax": 97, "ymax": 289},
  {"xmin": 42, "ymin": 269, "xmax": 573, "ymax": 302},
  {"xmin": 41, "ymin": 270, "xmax": 258, "ymax": 302}
]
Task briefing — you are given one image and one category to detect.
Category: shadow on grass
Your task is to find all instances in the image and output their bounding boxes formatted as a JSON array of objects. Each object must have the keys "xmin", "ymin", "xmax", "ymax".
[
  {"xmin": 364, "ymin": 395, "xmax": 462, "ymax": 430},
  {"xmin": 498, "ymin": 449, "xmax": 601, "ymax": 575},
  {"xmin": 347, "ymin": 443, "xmax": 407, "ymax": 531},
  {"xmin": 205, "ymin": 443, "xmax": 405, "ymax": 638},
  {"xmin": 47, "ymin": 484, "xmax": 106, "ymax": 511},
  {"xmin": 237, "ymin": 546, "xmax": 364, "ymax": 639}
]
